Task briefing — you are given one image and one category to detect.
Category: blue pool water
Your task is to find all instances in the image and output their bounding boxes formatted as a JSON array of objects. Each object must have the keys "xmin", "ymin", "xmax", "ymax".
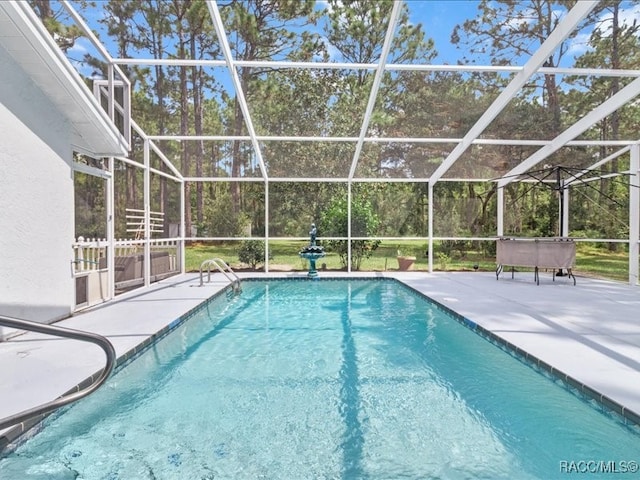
[{"xmin": 1, "ymin": 279, "xmax": 639, "ymax": 479}]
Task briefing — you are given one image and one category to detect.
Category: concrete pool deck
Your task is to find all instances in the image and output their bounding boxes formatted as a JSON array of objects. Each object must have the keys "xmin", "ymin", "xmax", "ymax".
[{"xmin": 2, "ymin": 271, "xmax": 640, "ymax": 447}]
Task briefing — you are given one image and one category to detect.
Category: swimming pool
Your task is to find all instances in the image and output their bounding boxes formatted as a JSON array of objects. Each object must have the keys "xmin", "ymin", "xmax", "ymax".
[{"xmin": 1, "ymin": 278, "xmax": 638, "ymax": 479}]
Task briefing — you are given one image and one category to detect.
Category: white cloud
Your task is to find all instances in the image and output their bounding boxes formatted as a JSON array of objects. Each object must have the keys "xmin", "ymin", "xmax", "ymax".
[
  {"xmin": 567, "ymin": 32, "xmax": 593, "ymax": 57},
  {"xmin": 320, "ymin": 35, "xmax": 340, "ymax": 61},
  {"xmin": 594, "ymin": 3, "xmax": 640, "ymax": 36},
  {"xmin": 66, "ymin": 37, "xmax": 90, "ymax": 56},
  {"xmin": 319, "ymin": 0, "xmax": 340, "ymax": 16},
  {"xmin": 317, "ymin": 0, "xmax": 331, "ymax": 13},
  {"xmin": 568, "ymin": 3, "xmax": 640, "ymax": 57},
  {"xmin": 502, "ymin": 6, "xmax": 566, "ymax": 33}
]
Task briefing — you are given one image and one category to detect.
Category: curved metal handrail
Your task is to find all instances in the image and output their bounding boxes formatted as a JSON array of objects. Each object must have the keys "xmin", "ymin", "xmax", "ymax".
[
  {"xmin": 0, "ymin": 315, "xmax": 116, "ymax": 430},
  {"xmin": 199, "ymin": 258, "xmax": 242, "ymax": 292}
]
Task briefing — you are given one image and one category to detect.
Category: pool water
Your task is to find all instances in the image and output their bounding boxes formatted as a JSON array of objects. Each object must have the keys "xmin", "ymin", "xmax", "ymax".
[{"xmin": 1, "ymin": 279, "xmax": 638, "ymax": 479}]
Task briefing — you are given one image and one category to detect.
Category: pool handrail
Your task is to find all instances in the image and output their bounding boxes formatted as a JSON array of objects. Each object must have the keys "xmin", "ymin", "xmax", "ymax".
[
  {"xmin": 199, "ymin": 258, "xmax": 242, "ymax": 292},
  {"xmin": 0, "ymin": 315, "xmax": 116, "ymax": 431}
]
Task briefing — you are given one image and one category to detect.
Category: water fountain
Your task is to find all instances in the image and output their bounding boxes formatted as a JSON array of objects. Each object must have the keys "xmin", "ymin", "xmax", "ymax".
[{"xmin": 299, "ymin": 223, "xmax": 325, "ymax": 278}]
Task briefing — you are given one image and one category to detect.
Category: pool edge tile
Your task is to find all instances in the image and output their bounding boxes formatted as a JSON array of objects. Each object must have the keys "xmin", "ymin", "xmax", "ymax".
[{"xmin": 395, "ymin": 277, "xmax": 640, "ymax": 432}]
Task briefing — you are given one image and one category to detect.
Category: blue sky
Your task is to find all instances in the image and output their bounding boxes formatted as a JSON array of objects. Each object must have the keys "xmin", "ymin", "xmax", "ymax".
[
  {"xmin": 71, "ymin": 0, "xmax": 482, "ymax": 65},
  {"xmin": 314, "ymin": 0, "xmax": 482, "ymax": 64},
  {"xmin": 406, "ymin": 0, "xmax": 481, "ymax": 63},
  {"xmin": 67, "ymin": 0, "xmax": 640, "ymax": 75}
]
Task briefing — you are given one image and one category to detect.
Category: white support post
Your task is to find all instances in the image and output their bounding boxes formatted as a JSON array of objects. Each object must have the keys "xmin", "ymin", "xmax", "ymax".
[
  {"xmin": 143, "ymin": 139, "xmax": 151, "ymax": 287},
  {"xmin": 122, "ymin": 75, "xmax": 131, "ymax": 150},
  {"xmin": 428, "ymin": 183, "xmax": 433, "ymax": 273},
  {"xmin": 107, "ymin": 157, "xmax": 115, "ymax": 299},
  {"xmin": 180, "ymin": 179, "xmax": 186, "ymax": 274},
  {"xmin": 265, "ymin": 179, "xmax": 269, "ymax": 273},
  {"xmin": 107, "ymin": 63, "xmax": 115, "ymax": 123},
  {"xmin": 562, "ymin": 180, "xmax": 570, "ymax": 238},
  {"xmin": 629, "ymin": 145, "xmax": 639, "ymax": 286},
  {"xmin": 347, "ymin": 182, "xmax": 352, "ymax": 273},
  {"xmin": 497, "ymin": 187, "xmax": 504, "ymax": 237}
]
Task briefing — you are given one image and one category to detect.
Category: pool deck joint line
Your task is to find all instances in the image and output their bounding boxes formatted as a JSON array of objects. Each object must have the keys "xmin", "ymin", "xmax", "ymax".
[{"xmin": 2, "ymin": 271, "xmax": 640, "ymax": 451}]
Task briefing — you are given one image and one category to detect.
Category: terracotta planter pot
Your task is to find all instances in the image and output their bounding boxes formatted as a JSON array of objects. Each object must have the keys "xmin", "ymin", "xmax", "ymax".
[{"xmin": 397, "ymin": 256, "xmax": 416, "ymax": 271}]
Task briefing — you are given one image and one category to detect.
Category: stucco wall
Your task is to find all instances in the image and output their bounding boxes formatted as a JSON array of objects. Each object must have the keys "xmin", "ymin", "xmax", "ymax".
[{"xmin": 0, "ymin": 44, "xmax": 75, "ymax": 338}]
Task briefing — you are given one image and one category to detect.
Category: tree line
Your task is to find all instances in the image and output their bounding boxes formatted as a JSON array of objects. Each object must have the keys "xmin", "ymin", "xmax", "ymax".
[{"xmin": 36, "ymin": 0, "xmax": 640, "ymax": 247}]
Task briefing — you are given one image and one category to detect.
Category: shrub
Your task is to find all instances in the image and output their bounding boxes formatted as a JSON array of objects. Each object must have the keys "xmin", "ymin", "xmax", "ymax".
[
  {"xmin": 319, "ymin": 197, "xmax": 380, "ymax": 270},
  {"xmin": 437, "ymin": 252, "xmax": 450, "ymax": 271},
  {"xmin": 238, "ymin": 240, "xmax": 266, "ymax": 269}
]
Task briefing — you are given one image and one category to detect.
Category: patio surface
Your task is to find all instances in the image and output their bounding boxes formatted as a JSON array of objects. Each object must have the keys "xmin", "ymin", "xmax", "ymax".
[{"xmin": 2, "ymin": 270, "xmax": 640, "ymax": 447}]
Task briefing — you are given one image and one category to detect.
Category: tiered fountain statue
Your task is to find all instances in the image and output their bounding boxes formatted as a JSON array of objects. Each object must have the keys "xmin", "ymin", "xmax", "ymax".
[{"xmin": 299, "ymin": 223, "xmax": 325, "ymax": 278}]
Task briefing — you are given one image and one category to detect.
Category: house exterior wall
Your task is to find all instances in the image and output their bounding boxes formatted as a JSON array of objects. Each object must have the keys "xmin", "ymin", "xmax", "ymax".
[{"xmin": 0, "ymin": 44, "xmax": 75, "ymax": 339}]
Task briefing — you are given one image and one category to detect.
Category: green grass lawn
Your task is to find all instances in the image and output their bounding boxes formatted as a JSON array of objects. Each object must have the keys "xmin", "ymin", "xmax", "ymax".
[
  {"xmin": 185, "ymin": 240, "xmax": 631, "ymax": 283},
  {"xmin": 572, "ymin": 244, "xmax": 629, "ymax": 282}
]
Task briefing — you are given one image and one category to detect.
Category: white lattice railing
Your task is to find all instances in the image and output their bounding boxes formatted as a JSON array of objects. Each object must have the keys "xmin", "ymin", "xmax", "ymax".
[{"xmin": 72, "ymin": 237, "xmax": 179, "ymax": 273}]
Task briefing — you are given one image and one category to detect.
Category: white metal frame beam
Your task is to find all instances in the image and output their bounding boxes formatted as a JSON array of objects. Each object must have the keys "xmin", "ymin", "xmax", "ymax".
[
  {"xmin": 145, "ymin": 135, "xmax": 633, "ymax": 147},
  {"xmin": 629, "ymin": 145, "xmax": 639, "ymax": 285},
  {"xmin": 562, "ymin": 146, "xmax": 631, "ymax": 186},
  {"xmin": 72, "ymin": 161, "xmax": 111, "ymax": 179},
  {"xmin": 130, "ymin": 120, "xmax": 184, "ymax": 180},
  {"xmin": 110, "ymin": 58, "xmax": 640, "ymax": 79},
  {"xmin": 429, "ymin": 0, "xmax": 598, "ymax": 187},
  {"xmin": 206, "ymin": 1, "xmax": 268, "ymax": 180},
  {"xmin": 498, "ymin": 76, "xmax": 640, "ymax": 187},
  {"xmin": 347, "ymin": 1, "xmax": 402, "ymax": 180}
]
